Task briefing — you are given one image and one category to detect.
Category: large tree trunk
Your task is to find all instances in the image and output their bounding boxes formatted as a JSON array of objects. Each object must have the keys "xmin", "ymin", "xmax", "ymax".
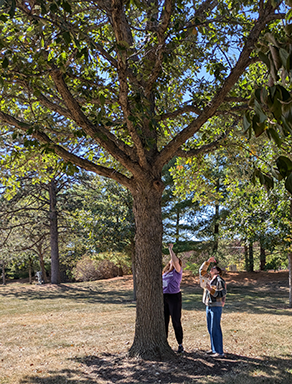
[
  {"xmin": 49, "ymin": 178, "xmax": 61, "ymax": 284},
  {"xmin": 129, "ymin": 180, "xmax": 174, "ymax": 359},
  {"xmin": 289, "ymin": 199, "xmax": 292, "ymax": 308}
]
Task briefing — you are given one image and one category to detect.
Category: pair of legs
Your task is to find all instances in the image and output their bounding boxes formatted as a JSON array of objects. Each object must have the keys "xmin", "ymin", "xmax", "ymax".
[
  {"xmin": 163, "ymin": 292, "xmax": 183, "ymax": 345},
  {"xmin": 206, "ymin": 306, "xmax": 223, "ymax": 355}
]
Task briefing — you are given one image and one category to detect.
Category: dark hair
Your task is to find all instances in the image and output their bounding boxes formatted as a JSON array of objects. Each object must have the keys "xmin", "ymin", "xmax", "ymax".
[{"xmin": 214, "ymin": 266, "xmax": 223, "ymax": 276}]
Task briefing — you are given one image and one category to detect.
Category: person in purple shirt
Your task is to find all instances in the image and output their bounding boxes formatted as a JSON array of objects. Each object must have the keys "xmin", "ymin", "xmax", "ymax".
[{"xmin": 162, "ymin": 243, "xmax": 184, "ymax": 353}]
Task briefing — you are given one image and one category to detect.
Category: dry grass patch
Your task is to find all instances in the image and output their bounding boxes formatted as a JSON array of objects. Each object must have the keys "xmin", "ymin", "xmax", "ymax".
[{"xmin": 0, "ymin": 272, "xmax": 292, "ymax": 383}]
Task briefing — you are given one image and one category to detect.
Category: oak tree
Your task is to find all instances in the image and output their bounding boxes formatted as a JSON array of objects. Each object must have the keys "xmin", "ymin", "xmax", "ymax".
[{"xmin": 0, "ymin": 0, "xmax": 287, "ymax": 358}]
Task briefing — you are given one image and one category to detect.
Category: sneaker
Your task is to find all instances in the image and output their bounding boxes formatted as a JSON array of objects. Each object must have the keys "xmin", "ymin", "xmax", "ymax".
[
  {"xmin": 177, "ymin": 345, "xmax": 184, "ymax": 353},
  {"xmin": 206, "ymin": 350, "xmax": 214, "ymax": 354},
  {"xmin": 210, "ymin": 353, "xmax": 225, "ymax": 358}
]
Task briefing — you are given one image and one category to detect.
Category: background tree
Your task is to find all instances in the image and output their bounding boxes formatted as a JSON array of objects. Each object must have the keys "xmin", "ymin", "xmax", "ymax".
[
  {"xmin": 0, "ymin": 151, "xmax": 86, "ymax": 283},
  {"xmin": 162, "ymin": 159, "xmax": 204, "ymax": 249},
  {"xmin": 67, "ymin": 175, "xmax": 136, "ymax": 293}
]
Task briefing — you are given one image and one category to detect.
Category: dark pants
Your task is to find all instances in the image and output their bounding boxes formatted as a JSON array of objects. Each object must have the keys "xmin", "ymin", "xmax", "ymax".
[{"xmin": 163, "ymin": 292, "xmax": 183, "ymax": 345}]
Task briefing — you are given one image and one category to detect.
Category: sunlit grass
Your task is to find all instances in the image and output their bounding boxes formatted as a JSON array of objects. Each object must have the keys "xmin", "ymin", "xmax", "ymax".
[{"xmin": 0, "ymin": 272, "xmax": 291, "ymax": 383}]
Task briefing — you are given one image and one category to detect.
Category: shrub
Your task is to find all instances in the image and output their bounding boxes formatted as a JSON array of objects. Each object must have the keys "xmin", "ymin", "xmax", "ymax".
[{"xmin": 73, "ymin": 256, "xmax": 119, "ymax": 282}]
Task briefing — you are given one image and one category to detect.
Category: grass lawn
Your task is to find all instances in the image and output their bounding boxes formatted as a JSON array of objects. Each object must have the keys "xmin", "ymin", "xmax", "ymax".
[{"xmin": 0, "ymin": 271, "xmax": 291, "ymax": 383}]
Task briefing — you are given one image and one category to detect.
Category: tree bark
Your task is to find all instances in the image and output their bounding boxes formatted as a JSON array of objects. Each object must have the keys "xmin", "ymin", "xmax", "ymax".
[
  {"xmin": 1, "ymin": 260, "xmax": 6, "ymax": 285},
  {"xmin": 130, "ymin": 239, "xmax": 137, "ymax": 301},
  {"xmin": 129, "ymin": 180, "xmax": 174, "ymax": 359},
  {"xmin": 244, "ymin": 242, "xmax": 248, "ymax": 271},
  {"xmin": 260, "ymin": 241, "xmax": 266, "ymax": 271},
  {"xmin": 212, "ymin": 178, "xmax": 220, "ymax": 254},
  {"xmin": 37, "ymin": 245, "xmax": 47, "ymax": 284},
  {"xmin": 288, "ymin": 253, "xmax": 292, "ymax": 308},
  {"xmin": 175, "ymin": 209, "xmax": 180, "ymax": 243},
  {"xmin": 289, "ymin": 198, "xmax": 292, "ymax": 308},
  {"xmin": 28, "ymin": 257, "xmax": 32, "ymax": 284},
  {"xmin": 213, "ymin": 202, "xmax": 219, "ymax": 254},
  {"xmin": 49, "ymin": 178, "xmax": 61, "ymax": 284},
  {"xmin": 248, "ymin": 241, "xmax": 254, "ymax": 272}
]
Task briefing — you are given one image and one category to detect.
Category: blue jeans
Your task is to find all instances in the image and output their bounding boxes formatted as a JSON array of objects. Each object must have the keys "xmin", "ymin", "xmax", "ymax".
[{"xmin": 206, "ymin": 306, "xmax": 223, "ymax": 355}]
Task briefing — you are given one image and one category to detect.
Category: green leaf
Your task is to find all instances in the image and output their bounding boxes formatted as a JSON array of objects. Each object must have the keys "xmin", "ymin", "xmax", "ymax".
[
  {"xmin": 251, "ymin": 170, "xmax": 257, "ymax": 185},
  {"xmin": 99, "ymin": 94, "xmax": 106, "ymax": 106},
  {"xmin": 9, "ymin": 0, "xmax": 16, "ymax": 18},
  {"xmin": 243, "ymin": 113, "xmax": 251, "ymax": 132},
  {"xmin": 264, "ymin": 174, "xmax": 274, "ymax": 191},
  {"xmin": 2, "ymin": 56, "xmax": 9, "ymax": 68},
  {"xmin": 63, "ymin": 1, "xmax": 72, "ymax": 13},
  {"xmin": 276, "ymin": 156, "xmax": 292, "ymax": 178},
  {"xmin": 258, "ymin": 170, "xmax": 265, "ymax": 185},
  {"xmin": 260, "ymin": 87, "xmax": 268, "ymax": 104},
  {"xmin": 285, "ymin": 23, "xmax": 292, "ymax": 36},
  {"xmin": 50, "ymin": 3, "xmax": 58, "ymax": 12},
  {"xmin": 281, "ymin": 116, "xmax": 292, "ymax": 134},
  {"xmin": 285, "ymin": 173, "xmax": 292, "ymax": 195},
  {"xmin": 279, "ymin": 98, "xmax": 292, "ymax": 117},
  {"xmin": 279, "ymin": 48, "xmax": 289, "ymax": 70},
  {"xmin": 266, "ymin": 128, "xmax": 282, "ymax": 147},
  {"xmin": 254, "ymin": 100, "xmax": 267, "ymax": 124},
  {"xmin": 271, "ymin": 167, "xmax": 283, "ymax": 181},
  {"xmin": 277, "ymin": 84, "xmax": 290, "ymax": 101},
  {"xmin": 270, "ymin": 85, "xmax": 276, "ymax": 99},
  {"xmin": 258, "ymin": 51, "xmax": 270, "ymax": 69},
  {"xmin": 254, "ymin": 87, "xmax": 261, "ymax": 102},
  {"xmin": 62, "ymin": 31, "xmax": 71, "ymax": 45},
  {"xmin": 0, "ymin": 14, "xmax": 8, "ymax": 22}
]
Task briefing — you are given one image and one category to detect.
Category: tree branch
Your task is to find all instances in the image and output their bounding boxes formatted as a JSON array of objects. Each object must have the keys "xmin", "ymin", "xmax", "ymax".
[
  {"xmin": 175, "ymin": 134, "xmax": 227, "ymax": 158},
  {"xmin": 111, "ymin": 0, "xmax": 150, "ymax": 170},
  {"xmin": 154, "ymin": 2, "xmax": 276, "ymax": 169},
  {"xmin": 145, "ymin": 0, "xmax": 172, "ymax": 96},
  {"xmin": 0, "ymin": 111, "xmax": 134, "ymax": 188},
  {"xmin": 50, "ymin": 68, "xmax": 144, "ymax": 172},
  {"xmin": 157, "ymin": 104, "xmax": 202, "ymax": 122}
]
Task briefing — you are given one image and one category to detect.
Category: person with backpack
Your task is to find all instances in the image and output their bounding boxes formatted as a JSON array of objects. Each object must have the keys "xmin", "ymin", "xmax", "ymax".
[{"xmin": 199, "ymin": 256, "xmax": 227, "ymax": 357}]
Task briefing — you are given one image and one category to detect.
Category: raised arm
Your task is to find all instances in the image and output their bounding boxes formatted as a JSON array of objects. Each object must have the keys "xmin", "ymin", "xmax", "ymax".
[
  {"xmin": 199, "ymin": 256, "xmax": 216, "ymax": 277},
  {"xmin": 168, "ymin": 243, "xmax": 181, "ymax": 273}
]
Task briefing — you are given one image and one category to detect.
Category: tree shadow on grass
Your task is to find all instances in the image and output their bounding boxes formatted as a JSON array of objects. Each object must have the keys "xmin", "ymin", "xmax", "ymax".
[
  {"xmin": 182, "ymin": 283, "xmax": 292, "ymax": 316},
  {"xmin": 1, "ymin": 280, "xmax": 291, "ymax": 314},
  {"xmin": 0, "ymin": 284, "xmax": 135, "ymax": 306},
  {"xmin": 19, "ymin": 351, "xmax": 292, "ymax": 384}
]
